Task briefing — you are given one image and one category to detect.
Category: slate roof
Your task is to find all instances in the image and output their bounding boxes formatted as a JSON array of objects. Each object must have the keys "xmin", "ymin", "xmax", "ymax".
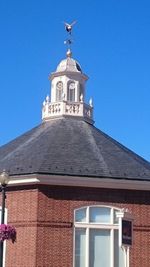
[{"xmin": 0, "ymin": 117, "xmax": 150, "ymax": 181}]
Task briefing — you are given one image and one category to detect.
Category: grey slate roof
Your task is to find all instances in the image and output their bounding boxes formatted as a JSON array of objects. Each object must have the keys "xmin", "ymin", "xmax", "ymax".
[{"xmin": 0, "ymin": 117, "xmax": 150, "ymax": 181}]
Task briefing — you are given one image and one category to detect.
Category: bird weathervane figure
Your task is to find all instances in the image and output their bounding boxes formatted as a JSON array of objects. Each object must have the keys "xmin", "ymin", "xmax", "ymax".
[
  {"xmin": 64, "ymin": 20, "xmax": 77, "ymax": 35},
  {"xmin": 63, "ymin": 20, "xmax": 77, "ymax": 57}
]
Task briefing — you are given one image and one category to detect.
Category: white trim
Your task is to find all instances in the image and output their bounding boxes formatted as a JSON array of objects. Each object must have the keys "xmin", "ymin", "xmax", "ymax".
[
  {"xmin": 123, "ymin": 247, "xmax": 129, "ymax": 267},
  {"xmin": 86, "ymin": 228, "xmax": 89, "ymax": 267},
  {"xmin": 111, "ymin": 229, "xmax": 114, "ymax": 267},
  {"xmin": 50, "ymin": 71, "xmax": 88, "ymax": 81},
  {"xmin": 75, "ymin": 224, "xmax": 118, "ymax": 230},
  {"xmin": 73, "ymin": 225, "xmax": 75, "ymax": 267},
  {"xmin": 8, "ymin": 177, "xmax": 40, "ymax": 185},
  {"xmin": 7, "ymin": 173, "xmax": 150, "ymax": 191}
]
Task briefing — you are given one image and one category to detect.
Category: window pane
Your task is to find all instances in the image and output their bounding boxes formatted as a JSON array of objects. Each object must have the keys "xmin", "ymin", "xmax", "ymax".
[
  {"xmin": 68, "ymin": 82, "xmax": 75, "ymax": 102},
  {"xmin": 90, "ymin": 207, "xmax": 111, "ymax": 223},
  {"xmin": 75, "ymin": 208, "xmax": 87, "ymax": 222},
  {"xmin": 56, "ymin": 88, "xmax": 62, "ymax": 101},
  {"xmin": 114, "ymin": 209, "xmax": 119, "ymax": 224},
  {"xmin": 75, "ymin": 229, "xmax": 86, "ymax": 267},
  {"xmin": 69, "ymin": 89, "xmax": 75, "ymax": 102},
  {"xmin": 56, "ymin": 81, "xmax": 63, "ymax": 101},
  {"xmin": 89, "ymin": 229, "xmax": 110, "ymax": 267},
  {"xmin": 114, "ymin": 230, "xmax": 124, "ymax": 267}
]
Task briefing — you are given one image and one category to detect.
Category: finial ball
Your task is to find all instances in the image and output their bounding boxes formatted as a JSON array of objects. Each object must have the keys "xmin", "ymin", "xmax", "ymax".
[{"xmin": 66, "ymin": 49, "xmax": 72, "ymax": 58}]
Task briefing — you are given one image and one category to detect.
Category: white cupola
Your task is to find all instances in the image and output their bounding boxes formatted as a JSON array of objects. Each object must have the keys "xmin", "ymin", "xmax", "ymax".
[
  {"xmin": 50, "ymin": 49, "xmax": 88, "ymax": 103},
  {"xmin": 42, "ymin": 22, "xmax": 94, "ymax": 124}
]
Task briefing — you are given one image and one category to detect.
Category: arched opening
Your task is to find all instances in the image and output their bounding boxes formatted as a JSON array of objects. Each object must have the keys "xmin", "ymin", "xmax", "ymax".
[
  {"xmin": 67, "ymin": 81, "xmax": 75, "ymax": 102},
  {"xmin": 56, "ymin": 81, "xmax": 63, "ymax": 101}
]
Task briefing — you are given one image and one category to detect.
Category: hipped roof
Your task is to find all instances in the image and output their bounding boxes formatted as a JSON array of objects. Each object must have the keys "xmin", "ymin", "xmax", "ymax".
[{"xmin": 0, "ymin": 118, "xmax": 150, "ymax": 181}]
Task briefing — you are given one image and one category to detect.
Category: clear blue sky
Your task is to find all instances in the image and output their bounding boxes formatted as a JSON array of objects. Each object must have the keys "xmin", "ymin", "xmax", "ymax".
[{"xmin": 0, "ymin": 0, "xmax": 150, "ymax": 161}]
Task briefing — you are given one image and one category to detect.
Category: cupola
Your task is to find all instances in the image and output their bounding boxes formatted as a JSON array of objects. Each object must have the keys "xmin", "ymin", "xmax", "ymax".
[{"xmin": 42, "ymin": 25, "xmax": 94, "ymax": 124}]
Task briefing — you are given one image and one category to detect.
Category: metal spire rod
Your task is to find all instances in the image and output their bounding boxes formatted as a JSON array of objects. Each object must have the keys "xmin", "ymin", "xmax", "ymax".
[{"xmin": 63, "ymin": 20, "xmax": 77, "ymax": 57}]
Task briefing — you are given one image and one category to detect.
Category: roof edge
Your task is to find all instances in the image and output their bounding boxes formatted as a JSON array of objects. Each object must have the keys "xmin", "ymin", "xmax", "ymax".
[{"xmin": 7, "ymin": 173, "xmax": 150, "ymax": 191}]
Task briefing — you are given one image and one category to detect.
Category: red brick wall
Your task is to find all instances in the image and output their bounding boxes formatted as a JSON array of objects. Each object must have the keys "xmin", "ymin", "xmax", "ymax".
[
  {"xmin": 2, "ymin": 185, "xmax": 150, "ymax": 267},
  {"xmin": 4, "ymin": 186, "xmax": 38, "ymax": 267}
]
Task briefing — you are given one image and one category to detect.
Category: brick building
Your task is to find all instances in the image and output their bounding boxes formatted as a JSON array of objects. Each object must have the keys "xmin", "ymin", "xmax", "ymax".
[{"xmin": 0, "ymin": 44, "xmax": 150, "ymax": 267}]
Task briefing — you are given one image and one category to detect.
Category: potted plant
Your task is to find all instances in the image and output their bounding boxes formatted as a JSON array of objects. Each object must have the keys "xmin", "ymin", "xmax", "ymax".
[{"xmin": 0, "ymin": 224, "xmax": 16, "ymax": 243}]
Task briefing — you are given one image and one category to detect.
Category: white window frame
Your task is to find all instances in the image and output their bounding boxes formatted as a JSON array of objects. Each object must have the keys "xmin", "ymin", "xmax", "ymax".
[
  {"xmin": 56, "ymin": 81, "xmax": 63, "ymax": 101},
  {"xmin": 67, "ymin": 81, "xmax": 76, "ymax": 102},
  {"xmin": 73, "ymin": 205, "xmax": 127, "ymax": 267}
]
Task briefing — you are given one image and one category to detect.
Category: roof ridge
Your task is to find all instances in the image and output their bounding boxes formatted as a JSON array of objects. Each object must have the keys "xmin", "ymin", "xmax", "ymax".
[
  {"xmin": 0, "ymin": 124, "xmax": 44, "ymax": 163},
  {"xmin": 83, "ymin": 122, "xmax": 110, "ymax": 175}
]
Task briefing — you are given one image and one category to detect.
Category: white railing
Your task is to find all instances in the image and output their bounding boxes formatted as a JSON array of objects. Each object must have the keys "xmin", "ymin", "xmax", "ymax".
[
  {"xmin": 48, "ymin": 103, "xmax": 61, "ymax": 114},
  {"xmin": 42, "ymin": 101, "xmax": 93, "ymax": 122}
]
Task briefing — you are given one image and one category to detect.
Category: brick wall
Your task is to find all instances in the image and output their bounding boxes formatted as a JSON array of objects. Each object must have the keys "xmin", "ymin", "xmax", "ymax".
[
  {"xmin": 2, "ymin": 184, "xmax": 150, "ymax": 267},
  {"xmin": 4, "ymin": 186, "xmax": 38, "ymax": 267}
]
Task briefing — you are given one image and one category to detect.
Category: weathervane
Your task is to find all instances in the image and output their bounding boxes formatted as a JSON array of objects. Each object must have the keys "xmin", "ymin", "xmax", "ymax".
[{"xmin": 63, "ymin": 20, "xmax": 77, "ymax": 57}]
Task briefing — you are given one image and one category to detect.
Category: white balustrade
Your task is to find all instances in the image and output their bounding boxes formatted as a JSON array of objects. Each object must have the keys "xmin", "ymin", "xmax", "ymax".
[{"xmin": 42, "ymin": 101, "xmax": 93, "ymax": 122}]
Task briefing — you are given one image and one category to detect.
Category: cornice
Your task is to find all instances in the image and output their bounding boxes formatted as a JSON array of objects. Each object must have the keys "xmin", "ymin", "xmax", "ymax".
[{"xmin": 7, "ymin": 173, "xmax": 150, "ymax": 191}]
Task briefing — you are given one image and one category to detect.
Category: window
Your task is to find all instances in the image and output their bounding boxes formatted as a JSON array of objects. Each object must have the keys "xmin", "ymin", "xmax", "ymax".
[
  {"xmin": 79, "ymin": 84, "xmax": 84, "ymax": 102},
  {"xmin": 67, "ymin": 82, "xmax": 75, "ymax": 102},
  {"xmin": 56, "ymin": 81, "xmax": 63, "ymax": 101},
  {"xmin": 74, "ymin": 206, "xmax": 124, "ymax": 267}
]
